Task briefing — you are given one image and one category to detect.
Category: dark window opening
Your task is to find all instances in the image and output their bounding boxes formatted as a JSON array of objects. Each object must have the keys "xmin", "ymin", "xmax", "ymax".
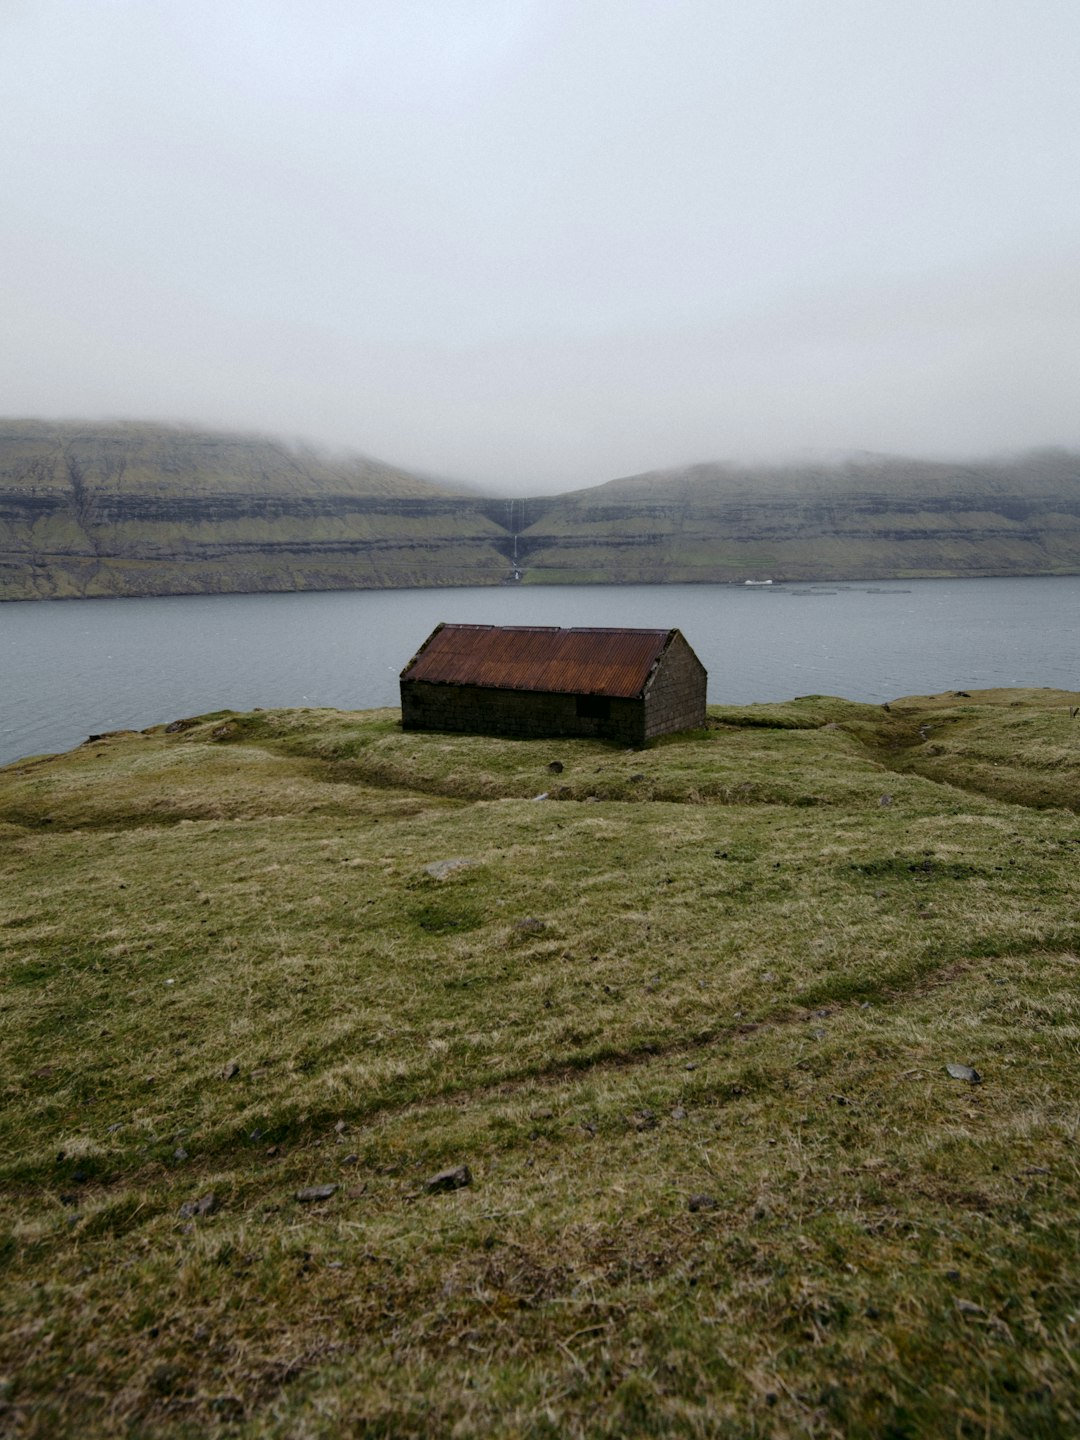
[{"xmin": 576, "ymin": 695, "xmax": 610, "ymax": 720}]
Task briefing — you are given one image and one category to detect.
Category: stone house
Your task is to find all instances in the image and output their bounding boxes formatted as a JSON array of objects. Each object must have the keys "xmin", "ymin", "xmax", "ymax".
[{"xmin": 399, "ymin": 624, "xmax": 707, "ymax": 745}]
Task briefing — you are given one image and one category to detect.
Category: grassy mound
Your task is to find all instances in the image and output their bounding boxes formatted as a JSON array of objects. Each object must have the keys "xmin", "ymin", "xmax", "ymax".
[{"xmin": 1, "ymin": 692, "xmax": 1079, "ymax": 1436}]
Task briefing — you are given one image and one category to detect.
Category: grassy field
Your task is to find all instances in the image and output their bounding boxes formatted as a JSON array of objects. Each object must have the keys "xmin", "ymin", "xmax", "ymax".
[{"xmin": 1, "ymin": 692, "xmax": 1079, "ymax": 1437}]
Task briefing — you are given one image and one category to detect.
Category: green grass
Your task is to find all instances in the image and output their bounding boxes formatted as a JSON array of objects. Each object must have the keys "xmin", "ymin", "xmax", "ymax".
[{"xmin": 1, "ymin": 691, "xmax": 1079, "ymax": 1436}]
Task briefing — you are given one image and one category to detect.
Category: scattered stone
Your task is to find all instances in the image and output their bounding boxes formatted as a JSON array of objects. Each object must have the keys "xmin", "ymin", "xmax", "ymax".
[
  {"xmin": 547, "ymin": 760, "xmax": 564, "ymax": 774},
  {"xmin": 531, "ymin": 792, "xmax": 549, "ymax": 802},
  {"xmin": 946, "ymin": 1063, "xmax": 982, "ymax": 1084},
  {"xmin": 265, "ymin": 1145, "xmax": 280, "ymax": 1157},
  {"xmin": 295, "ymin": 1184, "xmax": 338, "ymax": 1204},
  {"xmin": 630, "ymin": 773, "xmax": 645, "ymax": 782},
  {"xmin": 955, "ymin": 1298, "xmax": 985, "ymax": 1316},
  {"xmin": 334, "ymin": 1119, "xmax": 347, "ymax": 1134},
  {"xmin": 221, "ymin": 1061, "xmax": 240, "ymax": 1081},
  {"xmin": 173, "ymin": 1146, "xmax": 189, "ymax": 1162},
  {"xmin": 425, "ymin": 1164, "xmax": 472, "ymax": 1194},
  {"xmin": 106, "ymin": 1123, "xmax": 122, "ymax": 1133},
  {"xmin": 424, "ymin": 858, "xmax": 476, "ymax": 881},
  {"xmin": 688, "ymin": 1194, "xmax": 719, "ymax": 1213},
  {"xmin": 670, "ymin": 1106, "xmax": 687, "ymax": 1121},
  {"xmin": 341, "ymin": 1153, "xmax": 359, "ymax": 1166},
  {"xmin": 631, "ymin": 1109, "xmax": 657, "ymax": 1131},
  {"xmin": 513, "ymin": 917, "xmax": 546, "ymax": 933},
  {"xmin": 761, "ymin": 971, "xmax": 776, "ymax": 982},
  {"xmin": 878, "ymin": 793, "xmax": 893, "ymax": 807},
  {"xmin": 179, "ymin": 1193, "xmax": 219, "ymax": 1219}
]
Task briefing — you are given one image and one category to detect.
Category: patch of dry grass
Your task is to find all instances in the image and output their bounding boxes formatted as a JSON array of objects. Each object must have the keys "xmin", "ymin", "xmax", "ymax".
[{"xmin": 1, "ymin": 691, "xmax": 1079, "ymax": 1436}]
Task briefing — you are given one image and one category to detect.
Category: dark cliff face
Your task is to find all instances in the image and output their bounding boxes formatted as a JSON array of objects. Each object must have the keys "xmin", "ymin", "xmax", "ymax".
[{"xmin": 2, "ymin": 422, "xmax": 1080, "ymax": 599}]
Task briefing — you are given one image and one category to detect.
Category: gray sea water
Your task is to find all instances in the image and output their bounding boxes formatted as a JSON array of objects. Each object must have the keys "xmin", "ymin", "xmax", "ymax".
[{"xmin": 1, "ymin": 577, "xmax": 1077, "ymax": 767}]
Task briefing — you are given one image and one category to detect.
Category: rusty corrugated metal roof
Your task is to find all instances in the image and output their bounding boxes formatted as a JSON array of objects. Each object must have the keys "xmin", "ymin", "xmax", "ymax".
[{"xmin": 400, "ymin": 625, "xmax": 675, "ymax": 698}]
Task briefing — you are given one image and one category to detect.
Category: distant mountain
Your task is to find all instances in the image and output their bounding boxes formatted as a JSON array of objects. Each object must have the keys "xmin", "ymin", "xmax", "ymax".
[
  {"xmin": 511, "ymin": 452, "xmax": 1080, "ymax": 584},
  {"xmin": 0, "ymin": 421, "xmax": 512, "ymax": 599},
  {"xmin": 2, "ymin": 422, "xmax": 1079, "ymax": 600}
]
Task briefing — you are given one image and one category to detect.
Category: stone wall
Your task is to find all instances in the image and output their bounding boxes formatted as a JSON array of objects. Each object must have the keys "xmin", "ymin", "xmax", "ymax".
[
  {"xmin": 642, "ymin": 633, "xmax": 707, "ymax": 739},
  {"xmin": 401, "ymin": 680, "xmax": 646, "ymax": 745}
]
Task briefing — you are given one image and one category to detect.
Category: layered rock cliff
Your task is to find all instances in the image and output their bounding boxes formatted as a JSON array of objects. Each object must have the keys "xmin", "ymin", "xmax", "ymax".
[
  {"xmin": 514, "ymin": 452, "xmax": 1080, "ymax": 583},
  {"xmin": 2, "ymin": 421, "xmax": 1079, "ymax": 599},
  {"xmin": 0, "ymin": 421, "xmax": 513, "ymax": 599}
]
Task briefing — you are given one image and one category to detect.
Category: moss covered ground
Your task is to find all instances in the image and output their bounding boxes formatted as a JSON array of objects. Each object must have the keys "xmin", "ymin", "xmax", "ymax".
[{"xmin": 1, "ymin": 692, "xmax": 1079, "ymax": 1437}]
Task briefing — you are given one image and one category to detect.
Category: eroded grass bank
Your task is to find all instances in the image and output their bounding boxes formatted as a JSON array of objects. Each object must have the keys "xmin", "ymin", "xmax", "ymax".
[{"xmin": 1, "ymin": 692, "xmax": 1079, "ymax": 1437}]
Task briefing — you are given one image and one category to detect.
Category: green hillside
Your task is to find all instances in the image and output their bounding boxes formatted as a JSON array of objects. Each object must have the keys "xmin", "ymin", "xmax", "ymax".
[
  {"xmin": 2, "ymin": 691, "xmax": 1079, "ymax": 1435},
  {"xmin": 516, "ymin": 452, "xmax": 1080, "ymax": 584},
  {"xmin": 0, "ymin": 421, "xmax": 512, "ymax": 600},
  {"xmin": 2, "ymin": 422, "xmax": 1080, "ymax": 599}
]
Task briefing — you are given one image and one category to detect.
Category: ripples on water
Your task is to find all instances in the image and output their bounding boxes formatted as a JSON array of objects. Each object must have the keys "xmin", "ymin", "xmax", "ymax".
[{"xmin": 1, "ymin": 577, "xmax": 1077, "ymax": 766}]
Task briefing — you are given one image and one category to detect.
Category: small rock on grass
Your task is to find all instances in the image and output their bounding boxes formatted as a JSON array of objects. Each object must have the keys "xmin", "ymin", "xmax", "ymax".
[
  {"xmin": 424, "ymin": 858, "xmax": 476, "ymax": 881},
  {"xmin": 946, "ymin": 1063, "xmax": 982, "ymax": 1084},
  {"xmin": 955, "ymin": 1298, "xmax": 986, "ymax": 1316},
  {"xmin": 179, "ymin": 1193, "xmax": 219, "ymax": 1219},
  {"xmin": 221, "ymin": 1061, "xmax": 240, "ymax": 1081},
  {"xmin": 296, "ymin": 1184, "xmax": 338, "ymax": 1204},
  {"xmin": 688, "ymin": 1194, "xmax": 719, "ymax": 1213},
  {"xmin": 425, "ymin": 1165, "xmax": 472, "ymax": 1194}
]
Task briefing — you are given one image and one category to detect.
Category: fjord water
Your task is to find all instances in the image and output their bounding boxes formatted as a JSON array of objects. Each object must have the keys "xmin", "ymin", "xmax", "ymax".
[{"xmin": 1, "ymin": 577, "xmax": 1077, "ymax": 767}]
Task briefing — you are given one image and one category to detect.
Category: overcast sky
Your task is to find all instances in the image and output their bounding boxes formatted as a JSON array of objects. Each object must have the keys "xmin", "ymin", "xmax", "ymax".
[{"xmin": 3, "ymin": 1, "xmax": 1079, "ymax": 492}]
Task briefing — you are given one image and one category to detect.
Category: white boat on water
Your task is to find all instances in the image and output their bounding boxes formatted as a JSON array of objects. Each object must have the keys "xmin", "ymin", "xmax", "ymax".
[{"xmin": 744, "ymin": 578, "xmax": 774, "ymax": 586}]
